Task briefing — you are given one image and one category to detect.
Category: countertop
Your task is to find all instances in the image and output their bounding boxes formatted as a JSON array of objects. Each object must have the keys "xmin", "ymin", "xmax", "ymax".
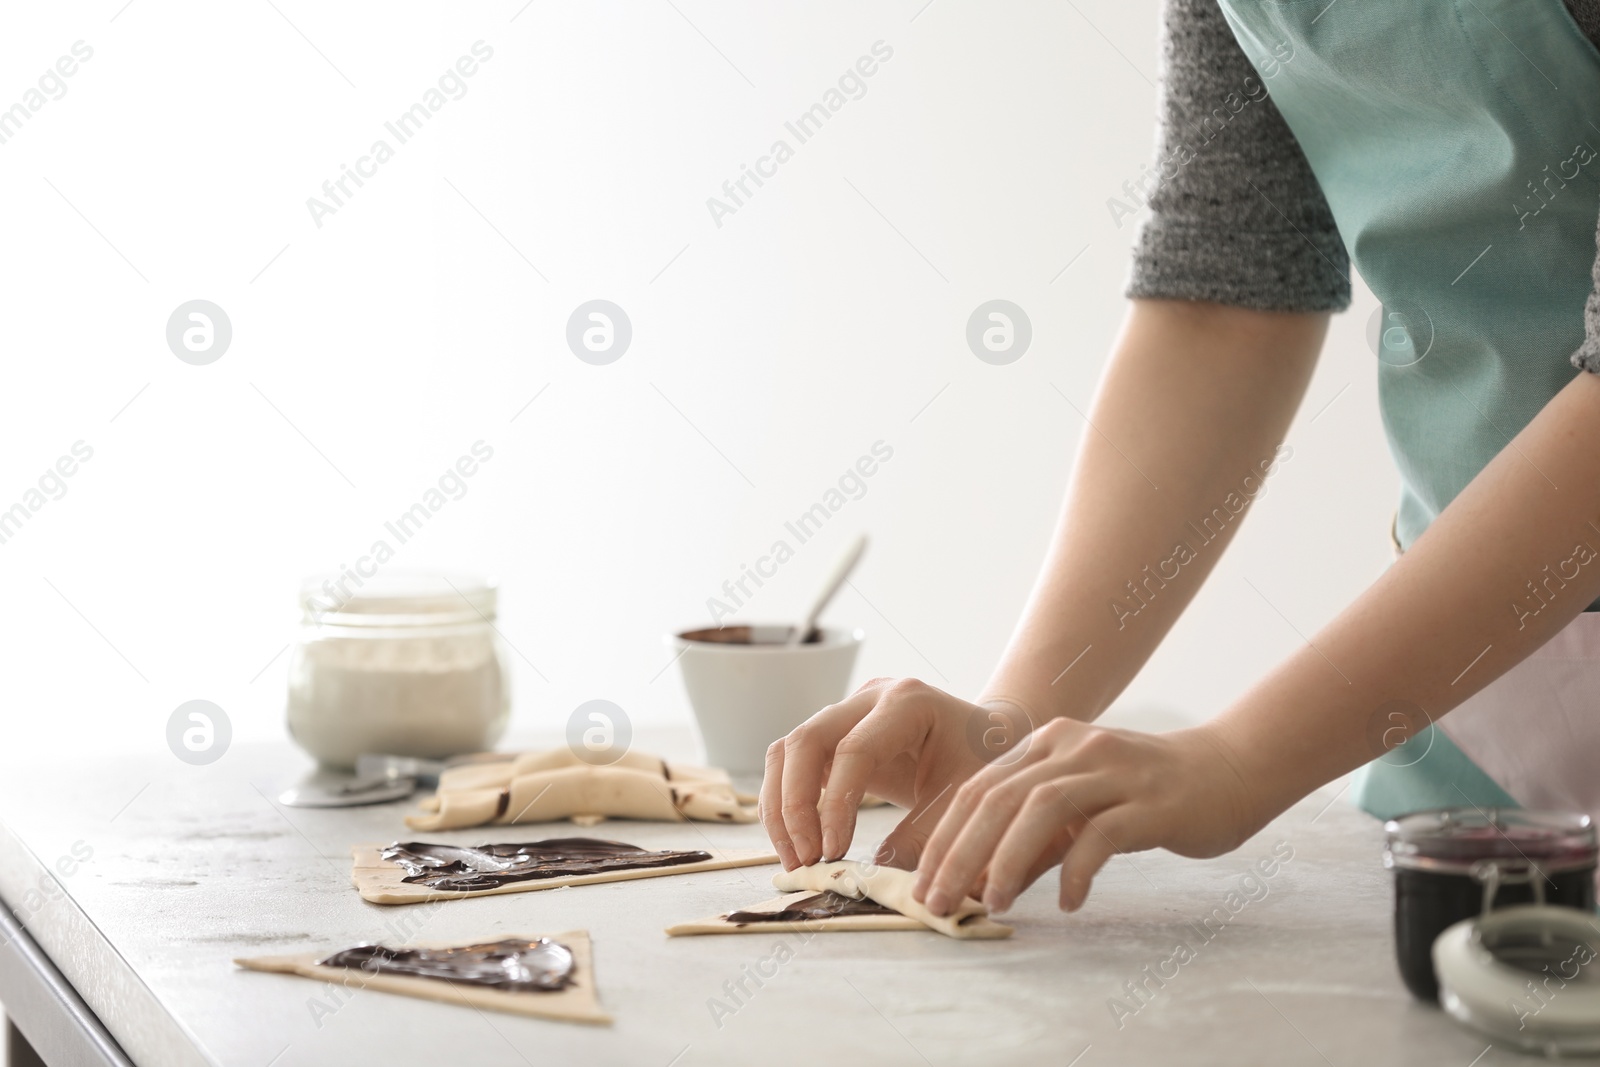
[{"xmin": 0, "ymin": 732, "xmax": 1513, "ymax": 1066}]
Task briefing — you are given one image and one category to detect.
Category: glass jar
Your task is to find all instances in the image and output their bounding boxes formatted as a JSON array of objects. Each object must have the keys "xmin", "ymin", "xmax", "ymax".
[
  {"xmin": 1384, "ymin": 808, "xmax": 1597, "ymax": 1002},
  {"xmin": 286, "ymin": 572, "xmax": 509, "ymax": 770}
]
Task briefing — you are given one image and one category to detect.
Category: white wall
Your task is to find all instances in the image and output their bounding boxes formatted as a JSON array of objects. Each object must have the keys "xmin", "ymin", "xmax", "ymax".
[{"xmin": 0, "ymin": 0, "xmax": 1397, "ymax": 769}]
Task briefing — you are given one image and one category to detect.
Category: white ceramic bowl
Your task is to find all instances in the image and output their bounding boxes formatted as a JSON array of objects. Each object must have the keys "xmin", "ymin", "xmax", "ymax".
[{"xmin": 669, "ymin": 623, "xmax": 864, "ymax": 775}]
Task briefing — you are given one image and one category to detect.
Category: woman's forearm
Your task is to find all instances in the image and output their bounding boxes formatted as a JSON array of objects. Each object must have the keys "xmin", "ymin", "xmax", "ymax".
[
  {"xmin": 980, "ymin": 298, "xmax": 1327, "ymax": 725},
  {"xmin": 1216, "ymin": 370, "xmax": 1600, "ymax": 822}
]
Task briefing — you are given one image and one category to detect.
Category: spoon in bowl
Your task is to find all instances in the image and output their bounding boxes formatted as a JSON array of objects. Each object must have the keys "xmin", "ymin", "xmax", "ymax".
[{"xmin": 787, "ymin": 533, "xmax": 868, "ymax": 646}]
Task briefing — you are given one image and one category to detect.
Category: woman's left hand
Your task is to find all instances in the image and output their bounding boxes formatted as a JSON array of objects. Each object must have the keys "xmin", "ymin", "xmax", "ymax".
[{"xmin": 911, "ymin": 716, "xmax": 1265, "ymax": 916}]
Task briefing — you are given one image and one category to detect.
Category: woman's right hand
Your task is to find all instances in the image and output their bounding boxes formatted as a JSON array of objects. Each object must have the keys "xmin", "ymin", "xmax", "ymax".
[{"xmin": 759, "ymin": 677, "xmax": 1032, "ymax": 871}]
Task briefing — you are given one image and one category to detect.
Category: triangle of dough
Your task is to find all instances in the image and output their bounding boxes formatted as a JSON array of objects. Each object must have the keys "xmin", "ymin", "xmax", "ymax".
[
  {"xmin": 350, "ymin": 842, "xmax": 777, "ymax": 905},
  {"xmin": 235, "ymin": 930, "xmax": 610, "ymax": 1024}
]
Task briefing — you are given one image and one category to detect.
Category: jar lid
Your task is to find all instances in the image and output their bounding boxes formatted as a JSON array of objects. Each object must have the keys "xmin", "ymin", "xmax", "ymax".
[
  {"xmin": 1434, "ymin": 905, "xmax": 1600, "ymax": 1055},
  {"xmin": 300, "ymin": 571, "xmax": 497, "ymax": 625},
  {"xmin": 1384, "ymin": 808, "xmax": 1597, "ymax": 876}
]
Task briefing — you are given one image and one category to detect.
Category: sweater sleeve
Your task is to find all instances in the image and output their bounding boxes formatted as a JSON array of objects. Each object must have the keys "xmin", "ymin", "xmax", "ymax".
[
  {"xmin": 1124, "ymin": 0, "xmax": 1351, "ymax": 313},
  {"xmin": 1571, "ymin": 5, "xmax": 1600, "ymax": 372},
  {"xmin": 1571, "ymin": 225, "xmax": 1600, "ymax": 373}
]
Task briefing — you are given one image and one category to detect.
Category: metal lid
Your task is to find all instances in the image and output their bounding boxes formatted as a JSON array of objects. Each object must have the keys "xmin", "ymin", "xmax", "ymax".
[{"xmin": 1384, "ymin": 808, "xmax": 1597, "ymax": 876}]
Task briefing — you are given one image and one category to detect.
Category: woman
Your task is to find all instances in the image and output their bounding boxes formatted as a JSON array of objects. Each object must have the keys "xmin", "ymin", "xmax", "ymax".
[{"xmin": 761, "ymin": 0, "xmax": 1600, "ymax": 919}]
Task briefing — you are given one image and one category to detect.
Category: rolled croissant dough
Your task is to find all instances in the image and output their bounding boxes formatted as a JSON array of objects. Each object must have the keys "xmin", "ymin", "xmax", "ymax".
[
  {"xmin": 235, "ymin": 930, "xmax": 610, "ymax": 1024},
  {"xmin": 666, "ymin": 890, "xmax": 928, "ymax": 936},
  {"xmin": 406, "ymin": 749, "xmax": 758, "ymax": 831},
  {"xmin": 668, "ymin": 861, "xmax": 1013, "ymax": 940},
  {"xmin": 351, "ymin": 843, "xmax": 778, "ymax": 905},
  {"xmin": 772, "ymin": 861, "xmax": 1011, "ymax": 939}
]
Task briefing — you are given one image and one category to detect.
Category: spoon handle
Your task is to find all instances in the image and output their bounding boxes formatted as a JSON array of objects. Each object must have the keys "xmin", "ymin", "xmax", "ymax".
[{"xmin": 790, "ymin": 533, "xmax": 868, "ymax": 645}]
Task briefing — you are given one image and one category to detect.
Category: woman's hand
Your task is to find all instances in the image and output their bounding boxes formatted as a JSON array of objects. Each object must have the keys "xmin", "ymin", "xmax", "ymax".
[
  {"xmin": 759, "ymin": 678, "xmax": 1029, "ymax": 871},
  {"xmin": 913, "ymin": 717, "xmax": 1263, "ymax": 916}
]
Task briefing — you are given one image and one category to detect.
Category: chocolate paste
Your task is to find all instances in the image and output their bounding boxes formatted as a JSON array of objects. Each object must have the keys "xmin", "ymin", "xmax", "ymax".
[
  {"xmin": 318, "ymin": 938, "xmax": 575, "ymax": 992},
  {"xmin": 679, "ymin": 625, "xmax": 820, "ymax": 645},
  {"xmin": 727, "ymin": 890, "xmax": 899, "ymax": 924},
  {"xmin": 381, "ymin": 837, "xmax": 712, "ymax": 892}
]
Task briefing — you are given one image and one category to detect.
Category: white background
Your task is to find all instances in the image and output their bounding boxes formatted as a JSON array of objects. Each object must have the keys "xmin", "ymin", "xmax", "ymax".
[{"xmin": 0, "ymin": 0, "xmax": 1396, "ymax": 772}]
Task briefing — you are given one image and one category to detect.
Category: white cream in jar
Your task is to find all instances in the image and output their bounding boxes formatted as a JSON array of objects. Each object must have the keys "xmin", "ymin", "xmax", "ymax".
[{"xmin": 286, "ymin": 572, "xmax": 509, "ymax": 769}]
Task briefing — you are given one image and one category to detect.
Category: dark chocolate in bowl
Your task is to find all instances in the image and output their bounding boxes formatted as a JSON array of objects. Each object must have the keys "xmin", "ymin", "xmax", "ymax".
[{"xmin": 678, "ymin": 625, "xmax": 822, "ymax": 646}]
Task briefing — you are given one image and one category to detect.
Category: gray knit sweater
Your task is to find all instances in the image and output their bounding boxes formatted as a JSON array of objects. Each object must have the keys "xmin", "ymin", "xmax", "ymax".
[{"xmin": 1127, "ymin": 0, "xmax": 1600, "ymax": 374}]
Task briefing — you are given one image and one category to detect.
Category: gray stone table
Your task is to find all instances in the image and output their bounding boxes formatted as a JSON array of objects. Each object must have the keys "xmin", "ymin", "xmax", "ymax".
[{"xmin": 0, "ymin": 731, "xmax": 1518, "ymax": 1066}]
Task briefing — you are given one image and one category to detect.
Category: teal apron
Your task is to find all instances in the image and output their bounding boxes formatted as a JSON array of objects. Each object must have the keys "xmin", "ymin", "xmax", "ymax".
[{"xmin": 1214, "ymin": 0, "xmax": 1600, "ymax": 818}]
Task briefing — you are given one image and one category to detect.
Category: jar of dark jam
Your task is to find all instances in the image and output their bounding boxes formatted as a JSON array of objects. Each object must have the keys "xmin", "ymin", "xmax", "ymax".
[{"xmin": 1384, "ymin": 809, "xmax": 1597, "ymax": 1002}]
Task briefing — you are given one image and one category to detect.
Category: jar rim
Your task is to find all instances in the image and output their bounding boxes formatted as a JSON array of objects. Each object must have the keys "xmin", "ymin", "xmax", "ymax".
[
  {"xmin": 1384, "ymin": 807, "xmax": 1598, "ymax": 874},
  {"xmin": 299, "ymin": 570, "xmax": 497, "ymax": 625}
]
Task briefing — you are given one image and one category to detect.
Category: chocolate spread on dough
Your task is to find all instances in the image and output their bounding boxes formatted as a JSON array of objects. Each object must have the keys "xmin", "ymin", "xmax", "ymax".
[
  {"xmin": 726, "ymin": 890, "xmax": 899, "ymax": 924},
  {"xmin": 380, "ymin": 837, "xmax": 713, "ymax": 892},
  {"xmin": 318, "ymin": 938, "xmax": 574, "ymax": 992}
]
